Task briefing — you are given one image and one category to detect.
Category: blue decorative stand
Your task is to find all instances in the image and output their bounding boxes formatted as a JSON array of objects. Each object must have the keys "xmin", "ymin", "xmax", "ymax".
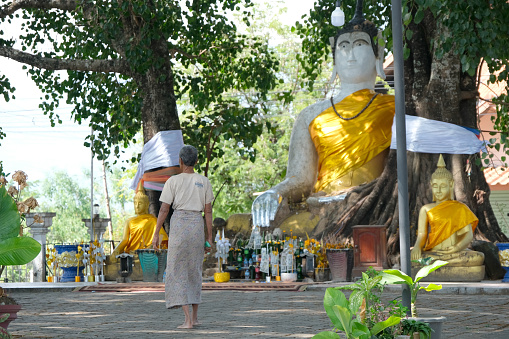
[
  {"xmin": 54, "ymin": 244, "xmax": 85, "ymax": 282},
  {"xmin": 496, "ymin": 243, "xmax": 509, "ymax": 282}
]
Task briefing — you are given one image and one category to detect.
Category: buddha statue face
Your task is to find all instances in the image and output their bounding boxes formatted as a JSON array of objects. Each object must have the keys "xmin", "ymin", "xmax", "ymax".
[
  {"xmin": 335, "ymin": 31, "xmax": 377, "ymax": 84},
  {"xmin": 431, "ymin": 177, "xmax": 454, "ymax": 203},
  {"xmin": 134, "ymin": 196, "xmax": 149, "ymax": 215}
]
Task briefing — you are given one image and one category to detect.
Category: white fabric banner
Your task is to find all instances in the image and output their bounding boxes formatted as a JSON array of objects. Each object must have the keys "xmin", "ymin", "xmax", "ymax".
[
  {"xmin": 130, "ymin": 130, "xmax": 184, "ymax": 190},
  {"xmin": 390, "ymin": 115, "xmax": 485, "ymax": 154}
]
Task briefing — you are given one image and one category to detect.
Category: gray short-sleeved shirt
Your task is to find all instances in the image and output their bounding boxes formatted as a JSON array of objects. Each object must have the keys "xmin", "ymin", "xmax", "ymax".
[{"xmin": 159, "ymin": 173, "xmax": 213, "ymax": 212}]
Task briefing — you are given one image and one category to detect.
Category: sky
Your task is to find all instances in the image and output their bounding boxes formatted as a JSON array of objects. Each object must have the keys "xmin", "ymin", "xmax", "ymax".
[{"xmin": 0, "ymin": 0, "xmax": 316, "ymax": 186}]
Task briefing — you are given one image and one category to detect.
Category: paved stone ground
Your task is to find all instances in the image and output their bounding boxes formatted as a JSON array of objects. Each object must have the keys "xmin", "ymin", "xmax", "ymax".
[{"xmin": 4, "ymin": 288, "xmax": 509, "ymax": 338}]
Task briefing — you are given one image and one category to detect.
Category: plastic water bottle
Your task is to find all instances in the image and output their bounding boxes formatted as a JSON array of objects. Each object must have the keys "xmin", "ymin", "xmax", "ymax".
[
  {"xmin": 163, "ymin": 270, "xmax": 166, "ymax": 281},
  {"xmin": 245, "ymin": 269, "xmax": 250, "ymax": 280}
]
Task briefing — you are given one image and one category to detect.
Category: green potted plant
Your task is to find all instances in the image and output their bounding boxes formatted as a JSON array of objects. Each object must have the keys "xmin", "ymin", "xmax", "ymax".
[
  {"xmin": 380, "ymin": 258, "xmax": 449, "ymax": 339},
  {"xmin": 312, "ymin": 270, "xmax": 403, "ymax": 339},
  {"xmin": 400, "ymin": 319, "xmax": 433, "ymax": 339},
  {"xmin": 0, "ymin": 171, "xmax": 42, "ymax": 332},
  {"xmin": 312, "ymin": 287, "xmax": 401, "ymax": 339}
]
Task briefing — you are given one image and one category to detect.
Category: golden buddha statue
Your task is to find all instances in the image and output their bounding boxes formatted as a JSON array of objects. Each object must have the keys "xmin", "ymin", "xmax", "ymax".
[
  {"xmin": 112, "ymin": 185, "xmax": 168, "ymax": 256},
  {"xmin": 410, "ymin": 155, "xmax": 484, "ymax": 281}
]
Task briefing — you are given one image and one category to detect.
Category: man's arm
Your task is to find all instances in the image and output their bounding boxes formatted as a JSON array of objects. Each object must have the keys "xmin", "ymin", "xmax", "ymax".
[
  {"xmin": 204, "ymin": 202, "xmax": 213, "ymax": 245},
  {"xmin": 152, "ymin": 202, "xmax": 170, "ymax": 249}
]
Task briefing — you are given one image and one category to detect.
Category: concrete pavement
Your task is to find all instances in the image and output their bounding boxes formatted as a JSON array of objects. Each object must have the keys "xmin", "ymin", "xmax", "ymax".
[{"xmin": 2, "ymin": 281, "xmax": 509, "ymax": 338}]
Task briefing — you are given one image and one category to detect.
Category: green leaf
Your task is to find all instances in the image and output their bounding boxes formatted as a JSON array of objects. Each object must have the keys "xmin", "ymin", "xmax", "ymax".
[
  {"xmin": 0, "ymin": 313, "xmax": 9, "ymax": 323},
  {"xmin": 414, "ymin": 260, "xmax": 448, "ymax": 282},
  {"xmin": 405, "ymin": 29, "xmax": 413, "ymax": 40},
  {"xmin": 311, "ymin": 331, "xmax": 341, "ymax": 339},
  {"xmin": 414, "ymin": 9, "xmax": 425, "ymax": 24},
  {"xmin": 380, "ymin": 269, "xmax": 414, "ymax": 286},
  {"xmin": 0, "ymin": 236, "xmax": 41, "ymax": 266},
  {"xmin": 333, "ymin": 305, "xmax": 353, "ymax": 336},
  {"xmin": 371, "ymin": 315, "xmax": 401, "ymax": 335},
  {"xmin": 348, "ymin": 289, "xmax": 364, "ymax": 315},
  {"xmin": 350, "ymin": 321, "xmax": 370, "ymax": 338},
  {"xmin": 0, "ymin": 185, "xmax": 20, "ymax": 241},
  {"xmin": 323, "ymin": 288, "xmax": 348, "ymax": 331},
  {"xmin": 421, "ymin": 283, "xmax": 443, "ymax": 292}
]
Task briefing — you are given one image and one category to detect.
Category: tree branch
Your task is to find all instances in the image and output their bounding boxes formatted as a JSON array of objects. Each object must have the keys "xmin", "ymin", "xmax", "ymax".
[
  {"xmin": 479, "ymin": 96, "xmax": 509, "ymax": 107},
  {"xmin": 0, "ymin": 45, "xmax": 130, "ymax": 74},
  {"xmin": 0, "ymin": 0, "xmax": 77, "ymax": 19}
]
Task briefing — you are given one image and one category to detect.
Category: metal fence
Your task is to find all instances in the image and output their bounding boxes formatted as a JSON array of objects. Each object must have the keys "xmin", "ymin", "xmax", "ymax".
[{"xmin": 1, "ymin": 263, "xmax": 33, "ymax": 283}]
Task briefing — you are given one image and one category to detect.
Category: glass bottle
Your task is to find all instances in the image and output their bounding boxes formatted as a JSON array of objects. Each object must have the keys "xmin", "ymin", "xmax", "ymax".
[
  {"xmin": 297, "ymin": 262, "xmax": 303, "ymax": 280},
  {"xmin": 237, "ymin": 251, "xmax": 243, "ymax": 267}
]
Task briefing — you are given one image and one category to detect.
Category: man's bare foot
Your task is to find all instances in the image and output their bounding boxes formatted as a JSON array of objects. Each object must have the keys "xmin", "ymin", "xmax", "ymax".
[
  {"xmin": 192, "ymin": 320, "xmax": 201, "ymax": 326},
  {"xmin": 177, "ymin": 322, "xmax": 193, "ymax": 329}
]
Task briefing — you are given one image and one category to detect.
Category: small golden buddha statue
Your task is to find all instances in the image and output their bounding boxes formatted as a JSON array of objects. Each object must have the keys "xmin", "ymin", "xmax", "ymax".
[
  {"xmin": 112, "ymin": 184, "xmax": 168, "ymax": 256},
  {"xmin": 411, "ymin": 155, "xmax": 484, "ymax": 271}
]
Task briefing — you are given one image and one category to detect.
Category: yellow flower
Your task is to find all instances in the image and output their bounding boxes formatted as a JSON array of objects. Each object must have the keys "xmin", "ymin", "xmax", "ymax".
[
  {"xmin": 24, "ymin": 197, "xmax": 39, "ymax": 209},
  {"xmin": 12, "ymin": 170, "xmax": 27, "ymax": 185},
  {"xmin": 33, "ymin": 214, "xmax": 44, "ymax": 224},
  {"xmin": 0, "ymin": 176, "xmax": 7, "ymax": 186},
  {"xmin": 19, "ymin": 182, "xmax": 28, "ymax": 190}
]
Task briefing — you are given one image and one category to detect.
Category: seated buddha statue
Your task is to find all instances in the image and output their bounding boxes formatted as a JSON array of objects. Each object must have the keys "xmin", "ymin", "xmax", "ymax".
[
  {"xmin": 410, "ymin": 155, "xmax": 484, "ymax": 270},
  {"xmin": 251, "ymin": 5, "xmax": 395, "ymax": 227},
  {"xmin": 112, "ymin": 185, "xmax": 168, "ymax": 256}
]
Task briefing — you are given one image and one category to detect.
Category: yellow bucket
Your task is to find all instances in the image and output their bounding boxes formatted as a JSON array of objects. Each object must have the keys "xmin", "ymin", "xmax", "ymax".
[{"xmin": 213, "ymin": 272, "xmax": 230, "ymax": 283}]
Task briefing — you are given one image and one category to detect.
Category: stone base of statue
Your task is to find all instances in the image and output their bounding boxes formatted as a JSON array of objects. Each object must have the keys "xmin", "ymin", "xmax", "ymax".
[
  {"xmin": 104, "ymin": 254, "xmax": 144, "ymax": 281},
  {"xmin": 412, "ymin": 250, "xmax": 486, "ymax": 282},
  {"xmin": 412, "ymin": 265, "xmax": 485, "ymax": 282}
]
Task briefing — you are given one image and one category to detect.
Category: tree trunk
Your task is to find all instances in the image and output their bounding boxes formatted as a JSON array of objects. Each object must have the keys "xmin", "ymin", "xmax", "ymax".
[
  {"xmin": 311, "ymin": 10, "xmax": 508, "ymax": 265},
  {"xmin": 136, "ymin": 39, "xmax": 180, "ymax": 233}
]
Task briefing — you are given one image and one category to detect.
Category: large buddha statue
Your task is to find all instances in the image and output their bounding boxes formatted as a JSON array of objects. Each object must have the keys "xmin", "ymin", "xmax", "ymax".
[
  {"xmin": 410, "ymin": 155, "xmax": 484, "ymax": 280},
  {"xmin": 113, "ymin": 185, "xmax": 168, "ymax": 256},
  {"xmin": 252, "ymin": 3, "xmax": 395, "ymax": 227}
]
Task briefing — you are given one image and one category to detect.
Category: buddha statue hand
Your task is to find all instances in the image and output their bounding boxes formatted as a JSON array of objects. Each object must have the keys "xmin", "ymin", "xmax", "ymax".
[
  {"xmin": 252, "ymin": 190, "xmax": 281, "ymax": 227},
  {"xmin": 410, "ymin": 246, "xmax": 422, "ymax": 261}
]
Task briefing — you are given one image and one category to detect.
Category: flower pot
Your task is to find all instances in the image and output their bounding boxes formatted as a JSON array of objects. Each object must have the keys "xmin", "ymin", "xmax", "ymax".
[
  {"xmin": 326, "ymin": 249, "xmax": 353, "ymax": 282},
  {"xmin": 281, "ymin": 272, "xmax": 297, "ymax": 282},
  {"xmin": 54, "ymin": 244, "xmax": 85, "ymax": 282},
  {"xmin": 314, "ymin": 268, "xmax": 331, "ymax": 282},
  {"xmin": 0, "ymin": 304, "xmax": 21, "ymax": 330},
  {"xmin": 411, "ymin": 316, "xmax": 446, "ymax": 339}
]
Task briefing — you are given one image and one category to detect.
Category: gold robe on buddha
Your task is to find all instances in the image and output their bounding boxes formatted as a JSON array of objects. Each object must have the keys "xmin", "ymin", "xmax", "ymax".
[
  {"xmin": 424, "ymin": 200, "xmax": 479, "ymax": 251},
  {"xmin": 309, "ymin": 89, "xmax": 395, "ymax": 192},
  {"xmin": 125, "ymin": 214, "xmax": 169, "ymax": 252}
]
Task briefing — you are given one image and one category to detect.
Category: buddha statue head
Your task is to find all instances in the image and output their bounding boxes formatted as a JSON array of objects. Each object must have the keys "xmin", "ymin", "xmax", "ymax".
[
  {"xmin": 430, "ymin": 154, "xmax": 455, "ymax": 202},
  {"xmin": 330, "ymin": 0, "xmax": 385, "ymax": 83},
  {"xmin": 134, "ymin": 183, "xmax": 150, "ymax": 215}
]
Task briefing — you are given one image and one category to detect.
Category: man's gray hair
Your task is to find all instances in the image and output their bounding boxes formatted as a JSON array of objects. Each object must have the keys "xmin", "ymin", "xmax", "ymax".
[{"xmin": 179, "ymin": 145, "xmax": 198, "ymax": 166}]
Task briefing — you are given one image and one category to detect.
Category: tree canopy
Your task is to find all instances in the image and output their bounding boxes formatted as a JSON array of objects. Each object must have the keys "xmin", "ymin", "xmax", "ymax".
[{"xmin": 0, "ymin": 0, "xmax": 282, "ymax": 162}]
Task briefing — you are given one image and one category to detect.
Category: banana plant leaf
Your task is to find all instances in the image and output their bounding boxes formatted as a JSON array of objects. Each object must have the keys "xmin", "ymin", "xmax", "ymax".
[
  {"xmin": 0, "ymin": 185, "xmax": 20, "ymax": 240},
  {"xmin": 0, "ymin": 236, "xmax": 41, "ymax": 266}
]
